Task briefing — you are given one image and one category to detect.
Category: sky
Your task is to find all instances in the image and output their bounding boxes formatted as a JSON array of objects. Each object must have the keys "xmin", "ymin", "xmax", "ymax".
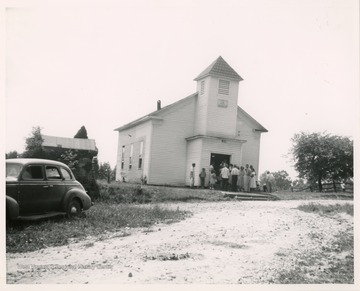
[{"xmin": 2, "ymin": 0, "xmax": 359, "ymax": 180}]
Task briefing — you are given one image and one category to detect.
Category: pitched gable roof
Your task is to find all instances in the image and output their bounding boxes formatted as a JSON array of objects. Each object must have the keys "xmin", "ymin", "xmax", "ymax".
[
  {"xmin": 114, "ymin": 93, "xmax": 198, "ymax": 132},
  {"xmin": 42, "ymin": 135, "xmax": 97, "ymax": 151},
  {"xmin": 237, "ymin": 107, "xmax": 268, "ymax": 132},
  {"xmin": 194, "ymin": 56, "xmax": 243, "ymax": 81},
  {"xmin": 114, "ymin": 92, "xmax": 268, "ymax": 134}
]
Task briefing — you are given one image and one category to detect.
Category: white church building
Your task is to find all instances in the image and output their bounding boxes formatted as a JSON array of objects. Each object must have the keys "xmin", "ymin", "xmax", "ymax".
[{"xmin": 114, "ymin": 56, "xmax": 267, "ymax": 186}]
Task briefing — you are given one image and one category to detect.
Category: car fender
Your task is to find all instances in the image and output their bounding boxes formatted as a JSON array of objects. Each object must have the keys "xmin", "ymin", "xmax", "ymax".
[
  {"xmin": 6, "ymin": 196, "xmax": 19, "ymax": 220},
  {"xmin": 62, "ymin": 189, "xmax": 92, "ymax": 211}
]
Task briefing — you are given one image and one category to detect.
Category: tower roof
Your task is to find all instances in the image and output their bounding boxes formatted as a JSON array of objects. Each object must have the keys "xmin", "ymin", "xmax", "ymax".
[{"xmin": 194, "ymin": 56, "xmax": 243, "ymax": 81}]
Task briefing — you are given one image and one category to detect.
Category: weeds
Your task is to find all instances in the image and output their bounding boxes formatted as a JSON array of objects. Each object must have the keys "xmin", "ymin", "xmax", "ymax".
[
  {"xmin": 6, "ymin": 202, "xmax": 190, "ymax": 253},
  {"xmin": 97, "ymin": 181, "xmax": 224, "ymax": 203},
  {"xmin": 297, "ymin": 202, "xmax": 353, "ymax": 216}
]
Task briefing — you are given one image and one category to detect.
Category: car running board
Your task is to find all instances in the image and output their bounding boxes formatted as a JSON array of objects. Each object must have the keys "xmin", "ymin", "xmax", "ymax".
[{"xmin": 16, "ymin": 212, "xmax": 67, "ymax": 221}]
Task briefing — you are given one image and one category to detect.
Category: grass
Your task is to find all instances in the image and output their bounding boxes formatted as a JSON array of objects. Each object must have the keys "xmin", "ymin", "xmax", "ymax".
[
  {"xmin": 97, "ymin": 180, "xmax": 226, "ymax": 203},
  {"xmin": 273, "ymin": 190, "xmax": 353, "ymax": 201},
  {"xmin": 97, "ymin": 181, "xmax": 354, "ymax": 203},
  {"xmin": 7, "ymin": 182, "xmax": 354, "ymax": 258},
  {"xmin": 272, "ymin": 202, "xmax": 354, "ymax": 284},
  {"xmin": 297, "ymin": 202, "xmax": 353, "ymax": 216},
  {"xmin": 6, "ymin": 202, "xmax": 191, "ymax": 253}
]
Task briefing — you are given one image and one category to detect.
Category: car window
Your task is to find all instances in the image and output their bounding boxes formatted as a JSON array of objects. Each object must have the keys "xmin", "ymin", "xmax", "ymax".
[
  {"xmin": 22, "ymin": 165, "xmax": 44, "ymax": 180},
  {"xmin": 46, "ymin": 166, "xmax": 62, "ymax": 180},
  {"xmin": 6, "ymin": 163, "xmax": 23, "ymax": 178},
  {"xmin": 60, "ymin": 167, "xmax": 72, "ymax": 180}
]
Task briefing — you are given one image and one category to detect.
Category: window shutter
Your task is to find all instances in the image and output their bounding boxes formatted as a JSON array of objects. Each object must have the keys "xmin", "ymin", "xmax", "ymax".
[{"xmin": 218, "ymin": 79, "xmax": 230, "ymax": 95}]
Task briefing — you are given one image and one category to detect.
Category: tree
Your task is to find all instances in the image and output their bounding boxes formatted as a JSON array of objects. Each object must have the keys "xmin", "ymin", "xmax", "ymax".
[
  {"xmin": 98, "ymin": 162, "xmax": 115, "ymax": 183},
  {"xmin": 273, "ymin": 170, "xmax": 292, "ymax": 190},
  {"xmin": 74, "ymin": 126, "xmax": 88, "ymax": 139},
  {"xmin": 60, "ymin": 150, "xmax": 79, "ymax": 173},
  {"xmin": 6, "ymin": 151, "xmax": 19, "ymax": 159},
  {"xmin": 22, "ymin": 126, "xmax": 45, "ymax": 158},
  {"xmin": 259, "ymin": 170, "xmax": 292, "ymax": 191},
  {"xmin": 292, "ymin": 178, "xmax": 306, "ymax": 189},
  {"xmin": 290, "ymin": 132, "xmax": 353, "ymax": 192}
]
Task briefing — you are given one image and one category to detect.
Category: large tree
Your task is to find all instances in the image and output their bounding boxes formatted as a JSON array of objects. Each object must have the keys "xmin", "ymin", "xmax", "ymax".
[{"xmin": 290, "ymin": 132, "xmax": 353, "ymax": 191}]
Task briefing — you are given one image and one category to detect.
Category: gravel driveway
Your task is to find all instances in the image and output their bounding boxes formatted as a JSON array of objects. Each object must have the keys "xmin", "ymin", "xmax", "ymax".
[{"xmin": 6, "ymin": 199, "xmax": 353, "ymax": 284}]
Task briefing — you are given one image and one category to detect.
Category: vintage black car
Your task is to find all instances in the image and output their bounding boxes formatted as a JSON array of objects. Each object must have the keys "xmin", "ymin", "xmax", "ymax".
[{"xmin": 6, "ymin": 158, "xmax": 92, "ymax": 221}]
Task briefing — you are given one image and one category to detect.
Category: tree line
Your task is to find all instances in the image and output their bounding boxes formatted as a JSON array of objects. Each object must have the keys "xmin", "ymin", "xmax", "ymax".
[{"xmin": 7, "ymin": 128, "xmax": 353, "ymax": 192}]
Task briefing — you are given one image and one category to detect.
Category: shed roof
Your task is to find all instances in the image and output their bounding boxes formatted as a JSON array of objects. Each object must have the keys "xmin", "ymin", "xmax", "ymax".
[
  {"xmin": 194, "ymin": 56, "xmax": 243, "ymax": 81},
  {"xmin": 42, "ymin": 135, "xmax": 97, "ymax": 151}
]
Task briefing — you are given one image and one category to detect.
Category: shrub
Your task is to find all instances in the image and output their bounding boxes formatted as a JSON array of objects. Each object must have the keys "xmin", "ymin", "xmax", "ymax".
[{"xmin": 97, "ymin": 181, "xmax": 151, "ymax": 203}]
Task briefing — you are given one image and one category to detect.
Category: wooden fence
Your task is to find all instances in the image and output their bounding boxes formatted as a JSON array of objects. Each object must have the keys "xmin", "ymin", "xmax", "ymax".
[{"xmin": 292, "ymin": 182, "xmax": 353, "ymax": 193}]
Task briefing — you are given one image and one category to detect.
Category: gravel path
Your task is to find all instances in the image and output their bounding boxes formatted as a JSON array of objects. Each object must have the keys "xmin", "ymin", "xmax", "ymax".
[{"xmin": 6, "ymin": 199, "xmax": 353, "ymax": 284}]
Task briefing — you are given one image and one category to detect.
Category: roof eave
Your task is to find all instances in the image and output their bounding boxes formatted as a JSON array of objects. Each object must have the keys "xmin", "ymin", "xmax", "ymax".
[
  {"xmin": 237, "ymin": 106, "xmax": 268, "ymax": 133},
  {"xmin": 194, "ymin": 73, "xmax": 243, "ymax": 82},
  {"xmin": 114, "ymin": 116, "xmax": 163, "ymax": 132},
  {"xmin": 114, "ymin": 92, "xmax": 198, "ymax": 132}
]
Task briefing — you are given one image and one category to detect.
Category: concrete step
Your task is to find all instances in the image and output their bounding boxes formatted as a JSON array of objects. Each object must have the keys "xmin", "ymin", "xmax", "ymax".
[{"xmin": 222, "ymin": 191, "xmax": 279, "ymax": 201}]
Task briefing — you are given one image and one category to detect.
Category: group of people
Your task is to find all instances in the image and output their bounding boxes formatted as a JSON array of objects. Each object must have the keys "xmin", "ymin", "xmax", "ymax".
[
  {"xmin": 192, "ymin": 162, "xmax": 274, "ymax": 193},
  {"xmin": 196, "ymin": 162, "xmax": 258, "ymax": 192}
]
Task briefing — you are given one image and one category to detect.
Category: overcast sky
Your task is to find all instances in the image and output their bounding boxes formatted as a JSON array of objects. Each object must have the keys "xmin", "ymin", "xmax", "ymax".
[{"xmin": 3, "ymin": 0, "xmax": 359, "ymax": 179}]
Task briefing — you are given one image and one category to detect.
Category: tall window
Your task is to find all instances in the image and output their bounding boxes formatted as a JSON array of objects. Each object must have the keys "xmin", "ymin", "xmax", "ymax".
[
  {"xmin": 121, "ymin": 145, "xmax": 125, "ymax": 170},
  {"xmin": 129, "ymin": 144, "xmax": 133, "ymax": 170},
  {"xmin": 138, "ymin": 141, "xmax": 143, "ymax": 169},
  {"xmin": 218, "ymin": 79, "xmax": 230, "ymax": 95}
]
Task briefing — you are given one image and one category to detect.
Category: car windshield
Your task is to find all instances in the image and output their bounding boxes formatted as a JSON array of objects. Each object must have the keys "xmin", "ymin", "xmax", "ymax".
[{"xmin": 6, "ymin": 163, "xmax": 23, "ymax": 178}]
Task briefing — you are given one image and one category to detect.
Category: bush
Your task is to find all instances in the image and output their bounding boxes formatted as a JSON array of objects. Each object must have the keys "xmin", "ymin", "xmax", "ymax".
[
  {"xmin": 78, "ymin": 174, "xmax": 100, "ymax": 200},
  {"xmin": 97, "ymin": 181, "xmax": 152, "ymax": 203}
]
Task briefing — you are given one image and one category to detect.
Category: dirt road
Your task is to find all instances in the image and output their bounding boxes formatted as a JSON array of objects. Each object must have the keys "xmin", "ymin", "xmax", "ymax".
[{"xmin": 6, "ymin": 199, "xmax": 353, "ymax": 284}]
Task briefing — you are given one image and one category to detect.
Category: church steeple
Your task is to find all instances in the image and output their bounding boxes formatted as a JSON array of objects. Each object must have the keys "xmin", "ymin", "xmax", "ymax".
[
  {"xmin": 193, "ymin": 56, "xmax": 242, "ymax": 138},
  {"xmin": 194, "ymin": 56, "xmax": 243, "ymax": 81}
]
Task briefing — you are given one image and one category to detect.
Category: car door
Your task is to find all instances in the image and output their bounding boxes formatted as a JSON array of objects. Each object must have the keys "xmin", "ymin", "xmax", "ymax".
[
  {"xmin": 18, "ymin": 164, "xmax": 48, "ymax": 215},
  {"xmin": 44, "ymin": 165, "xmax": 66, "ymax": 212}
]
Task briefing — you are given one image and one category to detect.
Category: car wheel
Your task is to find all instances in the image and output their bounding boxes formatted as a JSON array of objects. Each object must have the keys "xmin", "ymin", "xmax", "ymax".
[{"xmin": 67, "ymin": 199, "xmax": 82, "ymax": 217}]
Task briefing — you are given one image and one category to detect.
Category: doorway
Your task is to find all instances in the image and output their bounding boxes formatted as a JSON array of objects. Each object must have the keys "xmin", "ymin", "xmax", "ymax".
[{"xmin": 210, "ymin": 153, "xmax": 230, "ymax": 175}]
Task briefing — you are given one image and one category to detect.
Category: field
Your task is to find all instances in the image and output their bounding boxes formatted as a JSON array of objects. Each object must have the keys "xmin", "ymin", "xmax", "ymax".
[{"xmin": 6, "ymin": 185, "xmax": 355, "ymax": 284}]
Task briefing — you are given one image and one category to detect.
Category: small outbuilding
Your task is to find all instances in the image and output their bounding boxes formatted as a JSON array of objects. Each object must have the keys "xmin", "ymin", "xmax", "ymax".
[{"xmin": 114, "ymin": 56, "xmax": 267, "ymax": 186}]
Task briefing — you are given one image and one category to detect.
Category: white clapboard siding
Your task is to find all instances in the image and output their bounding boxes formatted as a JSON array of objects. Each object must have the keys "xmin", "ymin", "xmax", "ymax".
[
  {"xmin": 148, "ymin": 97, "xmax": 196, "ymax": 185},
  {"xmin": 185, "ymin": 138, "xmax": 203, "ymax": 186},
  {"xmin": 236, "ymin": 113, "xmax": 262, "ymax": 175},
  {"xmin": 116, "ymin": 121, "xmax": 153, "ymax": 182},
  {"xmin": 205, "ymin": 76, "xmax": 239, "ymax": 137}
]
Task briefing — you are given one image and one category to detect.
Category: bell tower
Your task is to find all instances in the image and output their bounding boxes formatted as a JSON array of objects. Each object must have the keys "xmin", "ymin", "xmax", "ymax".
[{"xmin": 193, "ymin": 56, "xmax": 243, "ymax": 138}]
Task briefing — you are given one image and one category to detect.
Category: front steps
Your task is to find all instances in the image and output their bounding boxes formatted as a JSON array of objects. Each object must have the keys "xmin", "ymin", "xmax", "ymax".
[{"xmin": 222, "ymin": 191, "xmax": 279, "ymax": 201}]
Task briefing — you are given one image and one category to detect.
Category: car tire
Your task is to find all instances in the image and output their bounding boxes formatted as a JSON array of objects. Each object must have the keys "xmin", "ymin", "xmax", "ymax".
[{"xmin": 67, "ymin": 199, "xmax": 82, "ymax": 217}]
